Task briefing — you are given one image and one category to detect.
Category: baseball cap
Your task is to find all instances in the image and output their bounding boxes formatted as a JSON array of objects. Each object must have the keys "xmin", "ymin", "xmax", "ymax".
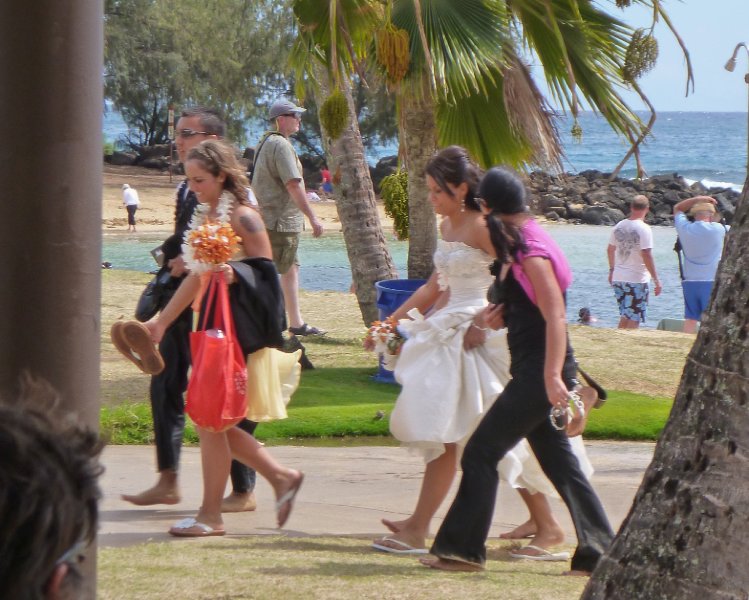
[
  {"xmin": 268, "ymin": 99, "xmax": 306, "ymax": 120},
  {"xmin": 122, "ymin": 184, "xmax": 130, "ymax": 190}
]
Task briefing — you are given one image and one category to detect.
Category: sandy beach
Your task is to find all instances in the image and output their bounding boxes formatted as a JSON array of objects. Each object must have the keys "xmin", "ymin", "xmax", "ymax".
[{"xmin": 103, "ymin": 164, "xmax": 393, "ymax": 235}]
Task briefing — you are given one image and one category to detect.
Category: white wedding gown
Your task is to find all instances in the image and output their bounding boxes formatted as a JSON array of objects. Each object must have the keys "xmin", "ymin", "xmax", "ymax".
[{"xmin": 389, "ymin": 240, "xmax": 592, "ymax": 495}]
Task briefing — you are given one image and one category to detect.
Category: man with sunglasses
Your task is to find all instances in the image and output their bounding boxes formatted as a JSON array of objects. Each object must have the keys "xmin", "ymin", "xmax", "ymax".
[
  {"xmin": 252, "ymin": 99, "xmax": 325, "ymax": 337},
  {"xmin": 122, "ymin": 107, "xmax": 259, "ymax": 514}
]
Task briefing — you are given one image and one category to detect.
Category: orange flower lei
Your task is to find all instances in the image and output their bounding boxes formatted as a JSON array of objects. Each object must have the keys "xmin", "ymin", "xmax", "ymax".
[{"xmin": 183, "ymin": 192, "xmax": 241, "ymax": 275}]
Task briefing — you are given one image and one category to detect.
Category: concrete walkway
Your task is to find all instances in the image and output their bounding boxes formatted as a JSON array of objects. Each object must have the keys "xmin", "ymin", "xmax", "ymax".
[{"xmin": 99, "ymin": 441, "xmax": 655, "ymax": 548}]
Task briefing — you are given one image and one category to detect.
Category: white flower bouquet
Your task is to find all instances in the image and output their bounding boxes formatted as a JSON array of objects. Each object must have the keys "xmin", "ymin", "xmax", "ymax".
[{"xmin": 366, "ymin": 317, "xmax": 405, "ymax": 370}]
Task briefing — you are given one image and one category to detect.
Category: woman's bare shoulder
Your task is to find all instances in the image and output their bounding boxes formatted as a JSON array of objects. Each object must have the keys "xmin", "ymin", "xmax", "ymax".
[{"xmin": 233, "ymin": 204, "xmax": 266, "ymax": 234}]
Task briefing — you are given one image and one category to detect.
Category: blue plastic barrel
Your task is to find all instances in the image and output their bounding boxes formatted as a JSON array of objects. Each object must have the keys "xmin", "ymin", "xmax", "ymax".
[{"xmin": 372, "ymin": 279, "xmax": 426, "ymax": 383}]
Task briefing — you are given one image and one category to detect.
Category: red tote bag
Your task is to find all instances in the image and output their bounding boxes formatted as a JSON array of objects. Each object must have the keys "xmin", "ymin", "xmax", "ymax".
[{"xmin": 186, "ymin": 272, "xmax": 248, "ymax": 432}]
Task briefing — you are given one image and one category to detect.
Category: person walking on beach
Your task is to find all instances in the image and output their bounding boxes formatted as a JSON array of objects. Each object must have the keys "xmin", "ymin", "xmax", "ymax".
[
  {"xmin": 144, "ymin": 139, "xmax": 304, "ymax": 536},
  {"xmin": 369, "ymin": 146, "xmax": 508, "ymax": 555},
  {"xmin": 122, "ymin": 183, "xmax": 140, "ymax": 232},
  {"xmin": 122, "ymin": 107, "xmax": 259, "ymax": 514},
  {"xmin": 252, "ymin": 98, "xmax": 325, "ymax": 337},
  {"xmin": 370, "ymin": 147, "xmax": 589, "ymax": 561},
  {"xmin": 673, "ymin": 195, "xmax": 727, "ymax": 333},
  {"xmin": 607, "ymin": 195, "xmax": 662, "ymax": 329},
  {"xmin": 318, "ymin": 164, "xmax": 333, "ymax": 196},
  {"xmin": 422, "ymin": 166, "xmax": 613, "ymax": 575}
]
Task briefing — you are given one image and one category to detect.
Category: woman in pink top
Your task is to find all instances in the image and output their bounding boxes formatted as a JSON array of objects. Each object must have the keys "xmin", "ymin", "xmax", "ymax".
[{"xmin": 424, "ymin": 167, "xmax": 613, "ymax": 575}]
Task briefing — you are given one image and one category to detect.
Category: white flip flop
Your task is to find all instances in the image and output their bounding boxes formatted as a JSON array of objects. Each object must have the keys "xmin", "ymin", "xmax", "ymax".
[
  {"xmin": 372, "ymin": 537, "xmax": 429, "ymax": 555},
  {"xmin": 509, "ymin": 544, "xmax": 570, "ymax": 562},
  {"xmin": 168, "ymin": 517, "xmax": 225, "ymax": 537}
]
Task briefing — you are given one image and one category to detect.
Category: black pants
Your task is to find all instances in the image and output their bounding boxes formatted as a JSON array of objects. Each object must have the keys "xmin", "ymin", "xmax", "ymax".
[
  {"xmin": 150, "ymin": 308, "xmax": 255, "ymax": 492},
  {"xmin": 431, "ymin": 372, "xmax": 614, "ymax": 572},
  {"xmin": 232, "ymin": 419, "xmax": 257, "ymax": 493},
  {"xmin": 126, "ymin": 204, "xmax": 137, "ymax": 225}
]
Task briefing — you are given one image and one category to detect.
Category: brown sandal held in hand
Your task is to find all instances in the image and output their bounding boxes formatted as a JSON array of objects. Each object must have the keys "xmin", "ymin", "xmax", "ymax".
[{"xmin": 110, "ymin": 320, "xmax": 165, "ymax": 375}]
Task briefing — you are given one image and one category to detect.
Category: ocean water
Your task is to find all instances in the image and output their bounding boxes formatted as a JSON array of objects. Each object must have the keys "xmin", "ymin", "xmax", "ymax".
[
  {"xmin": 104, "ymin": 108, "xmax": 743, "ymax": 327},
  {"xmin": 104, "ymin": 225, "xmax": 687, "ymax": 329},
  {"xmin": 104, "ymin": 108, "xmax": 748, "ymax": 191}
]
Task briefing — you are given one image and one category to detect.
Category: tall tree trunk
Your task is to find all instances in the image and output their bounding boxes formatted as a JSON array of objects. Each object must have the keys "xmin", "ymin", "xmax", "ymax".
[
  {"xmin": 316, "ymin": 74, "xmax": 398, "ymax": 326},
  {"xmin": 582, "ymin": 177, "xmax": 749, "ymax": 597},
  {"xmin": 0, "ymin": 1, "xmax": 102, "ymax": 597},
  {"xmin": 399, "ymin": 79, "xmax": 438, "ymax": 280}
]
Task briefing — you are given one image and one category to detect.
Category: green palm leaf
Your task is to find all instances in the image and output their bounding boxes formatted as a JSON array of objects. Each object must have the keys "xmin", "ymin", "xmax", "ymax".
[{"xmin": 392, "ymin": 0, "xmax": 511, "ymax": 101}]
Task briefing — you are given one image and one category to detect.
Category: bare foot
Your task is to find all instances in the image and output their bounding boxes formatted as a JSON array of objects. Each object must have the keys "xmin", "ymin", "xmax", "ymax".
[
  {"xmin": 419, "ymin": 556, "xmax": 484, "ymax": 572},
  {"xmin": 122, "ymin": 483, "xmax": 180, "ymax": 506},
  {"xmin": 499, "ymin": 520, "xmax": 537, "ymax": 540},
  {"xmin": 221, "ymin": 491, "xmax": 257, "ymax": 513},
  {"xmin": 381, "ymin": 517, "xmax": 409, "ymax": 534}
]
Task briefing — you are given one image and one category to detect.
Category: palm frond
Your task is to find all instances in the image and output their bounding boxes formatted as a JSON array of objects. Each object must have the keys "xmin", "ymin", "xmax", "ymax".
[
  {"xmin": 436, "ymin": 63, "xmax": 537, "ymax": 170},
  {"xmin": 392, "ymin": 0, "xmax": 511, "ymax": 102},
  {"xmin": 510, "ymin": 0, "xmax": 644, "ymax": 138},
  {"xmin": 502, "ymin": 51, "xmax": 564, "ymax": 171},
  {"xmin": 291, "ymin": 0, "xmax": 381, "ymax": 91}
]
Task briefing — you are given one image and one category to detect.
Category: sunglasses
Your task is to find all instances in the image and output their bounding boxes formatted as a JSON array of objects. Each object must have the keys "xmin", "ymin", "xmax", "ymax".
[
  {"xmin": 56, "ymin": 539, "xmax": 87, "ymax": 568},
  {"xmin": 175, "ymin": 128, "xmax": 211, "ymax": 138}
]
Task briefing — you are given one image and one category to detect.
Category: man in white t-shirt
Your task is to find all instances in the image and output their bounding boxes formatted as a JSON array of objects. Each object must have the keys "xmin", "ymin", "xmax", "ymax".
[
  {"xmin": 122, "ymin": 183, "xmax": 140, "ymax": 232},
  {"xmin": 607, "ymin": 195, "xmax": 662, "ymax": 328}
]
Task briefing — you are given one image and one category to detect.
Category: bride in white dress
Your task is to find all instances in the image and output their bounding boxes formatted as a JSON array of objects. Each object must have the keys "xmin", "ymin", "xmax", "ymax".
[
  {"xmin": 370, "ymin": 147, "xmax": 505, "ymax": 554},
  {"xmin": 372, "ymin": 147, "xmax": 591, "ymax": 557}
]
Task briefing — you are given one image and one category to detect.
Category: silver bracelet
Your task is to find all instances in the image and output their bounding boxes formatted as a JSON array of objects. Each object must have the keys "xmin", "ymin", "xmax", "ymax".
[{"xmin": 471, "ymin": 322, "xmax": 488, "ymax": 331}]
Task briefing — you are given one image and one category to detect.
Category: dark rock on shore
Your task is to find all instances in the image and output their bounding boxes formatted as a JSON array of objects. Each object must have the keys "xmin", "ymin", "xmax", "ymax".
[
  {"xmin": 524, "ymin": 171, "xmax": 739, "ymax": 226},
  {"xmin": 106, "ymin": 151, "xmax": 137, "ymax": 166}
]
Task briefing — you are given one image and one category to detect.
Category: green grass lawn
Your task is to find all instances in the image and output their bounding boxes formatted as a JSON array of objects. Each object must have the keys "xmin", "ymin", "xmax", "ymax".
[
  {"xmin": 98, "ymin": 536, "xmax": 589, "ymax": 600},
  {"xmin": 100, "ymin": 366, "xmax": 672, "ymax": 445}
]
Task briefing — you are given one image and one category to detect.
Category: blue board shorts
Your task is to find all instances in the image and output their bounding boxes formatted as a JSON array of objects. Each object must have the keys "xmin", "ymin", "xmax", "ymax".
[
  {"xmin": 613, "ymin": 281, "xmax": 649, "ymax": 323},
  {"xmin": 682, "ymin": 280, "xmax": 713, "ymax": 321}
]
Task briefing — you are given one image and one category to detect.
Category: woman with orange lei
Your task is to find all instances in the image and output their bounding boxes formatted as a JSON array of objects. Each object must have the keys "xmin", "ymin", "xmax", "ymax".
[{"xmin": 145, "ymin": 140, "xmax": 303, "ymax": 537}]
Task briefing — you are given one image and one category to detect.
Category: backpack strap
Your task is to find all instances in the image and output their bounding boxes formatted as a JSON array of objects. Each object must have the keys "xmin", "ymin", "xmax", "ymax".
[{"xmin": 248, "ymin": 131, "xmax": 283, "ymax": 183}]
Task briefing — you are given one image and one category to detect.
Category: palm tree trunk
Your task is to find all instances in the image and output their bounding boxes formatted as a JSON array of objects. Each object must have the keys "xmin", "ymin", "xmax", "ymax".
[
  {"xmin": 316, "ymin": 74, "xmax": 398, "ymax": 325},
  {"xmin": 582, "ymin": 179, "xmax": 749, "ymax": 597},
  {"xmin": 399, "ymin": 80, "xmax": 437, "ymax": 279}
]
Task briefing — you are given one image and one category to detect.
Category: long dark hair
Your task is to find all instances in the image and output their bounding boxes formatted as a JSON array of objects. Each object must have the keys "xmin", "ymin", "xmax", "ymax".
[
  {"xmin": 479, "ymin": 167, "xmax": 529, "ymax": 263},
  {"xmin": 424, "ymin": 146, "xmax": 483, "ymax": 211}
]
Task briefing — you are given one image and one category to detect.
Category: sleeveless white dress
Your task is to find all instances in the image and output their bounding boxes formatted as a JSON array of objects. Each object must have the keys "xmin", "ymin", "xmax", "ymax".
[{"xmin": 389, "ymin": 240, "xmax": 592, "ymax": 494}]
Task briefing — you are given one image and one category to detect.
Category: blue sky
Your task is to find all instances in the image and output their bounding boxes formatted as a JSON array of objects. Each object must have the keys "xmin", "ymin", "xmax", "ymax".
[{"xmin": 617, "ymin": 0, "xmax": 749, "ymax": 112}]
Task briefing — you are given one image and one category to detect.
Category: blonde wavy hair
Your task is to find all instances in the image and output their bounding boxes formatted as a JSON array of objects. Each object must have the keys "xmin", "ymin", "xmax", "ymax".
[{"xmin": 186, "ymin": 140, "xmax": 251, "ymax": 206}]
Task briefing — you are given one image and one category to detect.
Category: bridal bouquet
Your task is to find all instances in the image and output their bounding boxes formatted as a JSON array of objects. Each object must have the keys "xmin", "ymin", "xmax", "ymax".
[
  {"xmin": 366, "ymin": 317, "xmax": 405, "ymax": 370},
  {"xmin": 185, "ymin": 223, "xmax": 241, "ymax": 268}
]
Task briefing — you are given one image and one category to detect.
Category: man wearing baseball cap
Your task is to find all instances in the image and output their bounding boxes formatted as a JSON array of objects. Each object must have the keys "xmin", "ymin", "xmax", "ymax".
[
  {"xmin": 252, "ymin": 98, "xmax": 325, "ymax": 336},
  {"xmin": 673, "ymin": 195, "xmax": 728, "ymax": 333}
]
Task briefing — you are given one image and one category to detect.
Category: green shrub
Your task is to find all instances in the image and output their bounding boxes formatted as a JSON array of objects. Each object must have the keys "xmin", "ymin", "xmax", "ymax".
[{"xmin": 380, "ymin": 170, "xmax": 409, "ymax": 240}]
